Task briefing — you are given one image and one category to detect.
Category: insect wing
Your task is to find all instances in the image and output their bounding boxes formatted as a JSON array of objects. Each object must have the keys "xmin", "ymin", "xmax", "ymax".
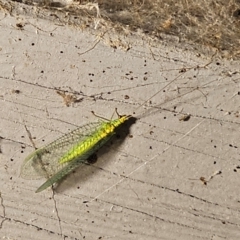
[
  {"xmin": 20, "ymin": 122, "xmax": 103, "ymax": 180},
  {"xmin": 35, "ymin": 133, "xmax": 113, "ymax": 192}
]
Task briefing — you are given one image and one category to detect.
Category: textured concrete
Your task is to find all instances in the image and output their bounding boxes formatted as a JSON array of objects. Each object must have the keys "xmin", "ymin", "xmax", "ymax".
[{"xmin": 1, "ymin": 3, "xmax": 240, "ymax": 240}]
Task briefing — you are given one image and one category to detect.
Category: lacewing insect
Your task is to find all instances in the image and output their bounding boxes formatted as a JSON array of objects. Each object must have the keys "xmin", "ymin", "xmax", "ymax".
[
  {"xmin": 20, "ymin": 110, "xmax": 131, "ymax": 193},
  {"xmin": 20, "ymin": 67, "xmax": 204, "ymax": 192}
]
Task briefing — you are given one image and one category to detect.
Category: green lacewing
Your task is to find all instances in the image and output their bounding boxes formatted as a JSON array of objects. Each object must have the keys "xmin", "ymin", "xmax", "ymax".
[
  {"xmin": 20, "ymin": 69, "xmax": 198, "ymax": 192},
  {"xmin": 20, "ymin": 111, "xmax": 131, "ymax": 193}
]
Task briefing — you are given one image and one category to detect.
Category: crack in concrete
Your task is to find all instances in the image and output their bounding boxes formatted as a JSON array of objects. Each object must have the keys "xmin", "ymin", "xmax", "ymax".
[
  {"xmin": 0, "ymin": 212, "xmax": 80, "ymax": 240},
  {"xmin": 51, "ymin": 188, "xmax": 63, "ymax": 238},
  {"xmin": 0, "ymin": 192, "xmax": 6, "ymax": 229}
]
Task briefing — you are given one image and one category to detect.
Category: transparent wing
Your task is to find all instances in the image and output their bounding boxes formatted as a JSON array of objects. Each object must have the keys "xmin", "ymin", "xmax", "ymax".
[
  {"xmin": 20, "ymin": 121, "xmax": 103, "ymax": 180},
  {"xmin": 35, "ymin": 134, "xmax": 113, "ymax": 192}
]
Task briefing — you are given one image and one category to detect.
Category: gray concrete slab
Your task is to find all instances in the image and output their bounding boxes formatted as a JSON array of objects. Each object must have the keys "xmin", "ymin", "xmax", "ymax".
[{"xmin": 1, "ymin": 3, "xmax": 240, "ymax": 240}]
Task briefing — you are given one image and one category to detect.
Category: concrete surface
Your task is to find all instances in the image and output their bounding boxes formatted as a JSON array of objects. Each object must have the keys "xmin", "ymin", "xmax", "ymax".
[{"xmin": 1, "ymin": 3, "xmax": 240, "ymax": 240}]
